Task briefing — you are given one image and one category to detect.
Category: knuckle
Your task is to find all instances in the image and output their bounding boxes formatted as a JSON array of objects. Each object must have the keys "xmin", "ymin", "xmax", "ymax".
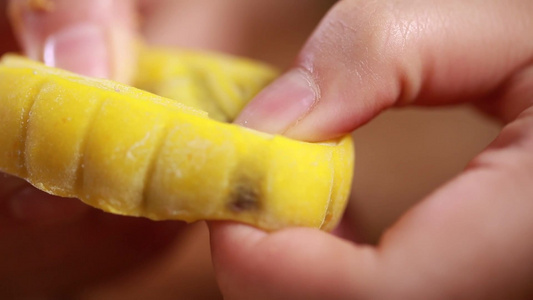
[
  {"xmin": 298, "ymin": 0, "xmax": 424, "ymax": 85},
  {"xmin": 298, "ymin": 0, "xmax": 424, "ymax": 106},
  {"xmin": 304, "ymin": 0, "xmax": 409, "ymax": 61}
]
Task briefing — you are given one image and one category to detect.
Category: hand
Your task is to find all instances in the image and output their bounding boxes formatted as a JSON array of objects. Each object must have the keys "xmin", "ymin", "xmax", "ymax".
[
  {"xmin": 1, "ymin": 1, "xmax": 189, "ymax": 298},
  {"xmin": 210, "ymin": 0, "xmax": 533, "ymax": 299},
  {"xmin": 1, "ymin": 0, "xmax": 331, "ymax": 298}
]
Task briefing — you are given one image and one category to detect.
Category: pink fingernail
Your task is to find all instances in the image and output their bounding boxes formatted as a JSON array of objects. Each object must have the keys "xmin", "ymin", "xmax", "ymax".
[
  {"xmin": 43, "ymin": 23, "xmax": 109, "ymax": 78},
  {"xmin": 9, "ymin": 187, "xmax": 89, "ymax": 223},
  {"xmin": 235, "ymin": 69, "xmax": 318, "ymax": 134}
]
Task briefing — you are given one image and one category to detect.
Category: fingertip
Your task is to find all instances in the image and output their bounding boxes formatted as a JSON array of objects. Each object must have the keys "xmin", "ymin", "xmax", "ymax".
[
  {"xmin": 209, "ymin": 222, "xmax": 378, "ymax": 299},
  {"xmin": 42, "ymin": 22, "xmax": 110, "ymax": 78},
  {"xmin": 234, "ymin": 66, "xmax": 368, "ymax": 142},
  {"xmin": 234, "ymin": 68, "xmax": 320, "ymax": 140},
  {"xmin": 8, "ymin": 0, "xmax": 137, "ymax": 82}
]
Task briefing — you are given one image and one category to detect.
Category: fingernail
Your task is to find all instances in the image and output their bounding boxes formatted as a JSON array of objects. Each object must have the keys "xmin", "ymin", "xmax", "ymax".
[
  {"xmin": 9, "ymin": 187, "xmax": 89, "ymax": 224},
  {"xmin": 235, "ymin": 69, "xmax": 318, "ymax": 134},
  {"xmin": 43, "ymin": 23, "xmax": 109, "ymax": 78}
]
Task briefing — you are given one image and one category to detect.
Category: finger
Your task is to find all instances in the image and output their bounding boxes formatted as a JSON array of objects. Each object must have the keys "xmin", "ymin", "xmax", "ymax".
[
  {"xmin": 235, "ymin": 0, "xmax": 533, "ymax": 141},
  {"xmin": 211, "ymin": 106, "xmax": 533, "ymax": 299},
  {"xmin": 0, "ymin": 172, "xmax": 187, "ymax": 297},
  {"xmin": 210, "ymin": 223, "xmax": 379, "ymax": 300},
  {"xmin": 8, "ymin": 0, "xmax": 137, "ymax": 82},
  {"xmin": 0, "ymin": 172, "xmax": 89, "ymax": 229},
  {"xmin": 213, "ymin": 0, "xmax": 533, "ymax": 298}
]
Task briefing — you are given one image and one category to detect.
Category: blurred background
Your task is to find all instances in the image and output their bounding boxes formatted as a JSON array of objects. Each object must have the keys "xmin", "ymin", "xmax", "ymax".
[{"xmin": 0, "ymin": 0, "xmax": 500, "ymax": 299}]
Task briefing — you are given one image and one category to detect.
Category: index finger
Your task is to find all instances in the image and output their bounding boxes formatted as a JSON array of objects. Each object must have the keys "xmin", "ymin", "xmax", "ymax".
[{"xmin": 209, "ymin": 0, "xmax": 533, "ymax": 298}]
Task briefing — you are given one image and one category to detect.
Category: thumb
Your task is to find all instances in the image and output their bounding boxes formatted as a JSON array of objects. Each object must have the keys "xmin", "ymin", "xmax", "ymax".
[
  {"xmin": 8, "ymin": 0, "xmax": 137, "ymax": 82},
  {"xmin": 235, "ymin": 0, "xmax": 533, "ymax": 141},
  {"xmin": 210, "ymin": 222, "xmax": 379, "ymax": 300}
]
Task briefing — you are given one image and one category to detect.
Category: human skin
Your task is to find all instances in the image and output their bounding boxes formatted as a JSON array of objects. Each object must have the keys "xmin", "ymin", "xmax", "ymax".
[
  {"xmin": 1, "ymin": 1, "xmax": 189, "ymax": 298},
  {"xmin": 5, "ymin": 0, "xmax": 533, "ymax": 299},
  {"xmin": 1, "ymin": 0, "xmax": 330, "ymax": 298},
  {"xmin": 212, "ymin": 0, "xmax": 533, "ymax": 299}
]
